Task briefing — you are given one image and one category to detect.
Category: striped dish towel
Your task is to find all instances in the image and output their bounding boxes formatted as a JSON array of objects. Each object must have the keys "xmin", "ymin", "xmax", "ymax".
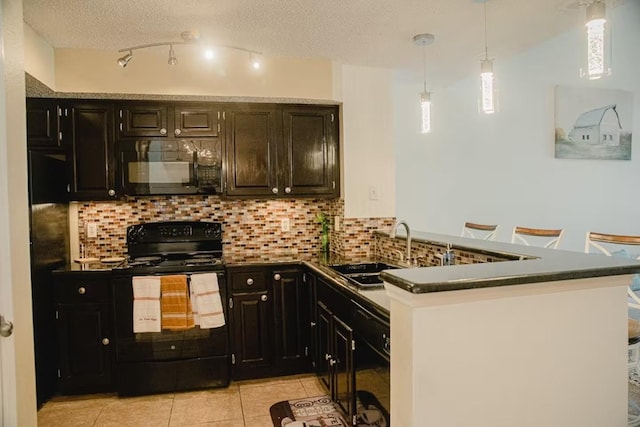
[
  {"xmin": 160, "ymin": 275, "xmax": 194, "ymax": 330},
  {"xmin": 132, "ymin": 276, "xmax": 161, "ymax": 333},
  {"xmin": 190, "ymin": 273, "xmax": 225, "ymax": 329}
]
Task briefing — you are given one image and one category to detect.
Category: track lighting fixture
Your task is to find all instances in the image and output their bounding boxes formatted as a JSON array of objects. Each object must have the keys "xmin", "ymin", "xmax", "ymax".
[
  {"xmin": 413, "ymin": 33, "xmax": 434, "ymax": 134},
  {"xmin": 117, "ymin": 51, "xmax": 133, "ymax": 68},
  {"xmin": 116, "ymin": 30, "xmax": 263, "ymax": 70}
]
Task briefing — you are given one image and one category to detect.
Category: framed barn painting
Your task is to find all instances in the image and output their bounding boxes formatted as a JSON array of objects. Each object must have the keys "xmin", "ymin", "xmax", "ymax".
[{"xmin": 554, "ymin": 85, "xmax": 634, "ymax": 160}]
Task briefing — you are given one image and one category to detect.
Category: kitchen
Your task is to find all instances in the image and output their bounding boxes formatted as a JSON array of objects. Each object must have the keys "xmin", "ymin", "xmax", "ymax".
[{"xmin": 2, "ymin": 0, "xmax": 640, "ymax": 426}]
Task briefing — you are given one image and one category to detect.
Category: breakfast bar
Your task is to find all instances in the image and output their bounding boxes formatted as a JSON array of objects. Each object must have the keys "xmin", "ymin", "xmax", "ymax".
[{"xmin": 380, "ymin": 231, "xmax": 640, "ymax": 427}]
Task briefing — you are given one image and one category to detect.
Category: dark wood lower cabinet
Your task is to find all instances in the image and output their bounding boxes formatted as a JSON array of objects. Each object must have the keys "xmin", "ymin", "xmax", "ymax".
[
  {"xmin": 57, "ymin": 304, "xmax": 114, "ymax": 393},
  {"xmin": 230, "ymin": 290, "xmax": 272, "ymax": 379},
  {"xmin": 228, "ymin": 265, "xmax": 311, "ymax": 379},
  {"xmin": 53, "ymin": 272, "xmax": 114, "ymax": 394}
]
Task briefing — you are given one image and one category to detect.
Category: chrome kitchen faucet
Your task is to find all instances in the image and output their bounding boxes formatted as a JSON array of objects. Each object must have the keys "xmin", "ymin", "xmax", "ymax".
[{"xmin": 390, "ymin": 220, "xmax": 411, "ymax": 265}]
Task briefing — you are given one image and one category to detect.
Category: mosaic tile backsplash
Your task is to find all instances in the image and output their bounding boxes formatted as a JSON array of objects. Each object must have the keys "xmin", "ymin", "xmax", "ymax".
[{"xmin": 77, "ymin": 196, "xmax": 393, "ymax": 260}]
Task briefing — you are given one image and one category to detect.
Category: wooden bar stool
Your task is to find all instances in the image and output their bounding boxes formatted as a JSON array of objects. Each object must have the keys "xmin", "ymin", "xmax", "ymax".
[
  {"xmin": 461, "ymin": 222, "xmax": 498, "ymax": 241},
  {"xmin": 585, "ymin": 231, "xmax": 640, "ymax": 426},
  {"xmin": 511, "ymin": 226, "xmax": 564, "ymax": 249}
]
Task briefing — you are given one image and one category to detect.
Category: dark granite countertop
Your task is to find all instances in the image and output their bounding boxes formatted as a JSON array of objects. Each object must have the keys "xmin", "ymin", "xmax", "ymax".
[{"xmin": 379, "ymin": 230, "xmax": 640, "ymax": 294}]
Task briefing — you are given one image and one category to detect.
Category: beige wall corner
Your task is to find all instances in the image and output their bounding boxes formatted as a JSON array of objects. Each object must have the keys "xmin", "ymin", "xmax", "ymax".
[
  {"xmin": 340, "ymin": 64, "xmax": 396, "ymax": 219},
  {"xmin": 54, "ymin": 48, "xmax": 334, "ymax": 99},
  {"xmin": 23, "ymin": 23, "xmax": 55, "ymax": 90}
]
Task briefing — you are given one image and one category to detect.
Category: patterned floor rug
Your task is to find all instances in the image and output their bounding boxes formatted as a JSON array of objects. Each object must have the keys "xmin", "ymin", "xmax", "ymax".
[{"xmin": 270, "ymin": 390, "xmax": 389, "ymax": 427}]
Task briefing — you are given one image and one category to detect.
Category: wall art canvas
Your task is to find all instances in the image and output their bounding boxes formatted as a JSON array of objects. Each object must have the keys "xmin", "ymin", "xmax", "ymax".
[{"xmin": 554, "ymin": 85, "xmax": 634, "ymax": 160}]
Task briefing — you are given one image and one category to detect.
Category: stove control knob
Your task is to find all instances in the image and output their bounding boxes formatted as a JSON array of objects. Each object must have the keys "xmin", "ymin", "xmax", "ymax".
[
  {"xmin": 78, "ymin": 287, "xmax": 86, "ymax": 295},
  {"xmin": 102, "ymin": 338, "xmax": 110, "ymax": 346},
  {"xmin": 261, "ymin": 295, "xmax": 268, "ymax": 302},
  {"xmin": 273, "ymin": 274, "xmax": 281, "ymax": 281},
  {"xmin": 246, "ymin": 278, "xmax": 254, "ymax": 286}
]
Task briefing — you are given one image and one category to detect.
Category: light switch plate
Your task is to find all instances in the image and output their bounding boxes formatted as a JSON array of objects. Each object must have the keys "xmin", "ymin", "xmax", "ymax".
[
  {"xmin": 368, "ymin": 185, "xmax": 379, "ymax": 200},
  {"xmin": 281, "ymin": 218, "xmax": 290, "ymax": 232}
]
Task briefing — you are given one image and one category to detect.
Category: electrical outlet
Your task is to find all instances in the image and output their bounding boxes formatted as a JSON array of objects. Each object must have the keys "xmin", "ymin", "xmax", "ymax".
[
  {"xmin": 86, "ymin": 222, "xmax": 98, "ymax": 238},
  {"xmin": 281, "ymin": 218, "xmax": 290, "ymax": 232},
  {"xmin": 368, "ymin": 185, "xmax": 379, "ymax": 200},
  {"xmin": 334, "ymin": 215, "xmax": 341, "ymax": 232}
]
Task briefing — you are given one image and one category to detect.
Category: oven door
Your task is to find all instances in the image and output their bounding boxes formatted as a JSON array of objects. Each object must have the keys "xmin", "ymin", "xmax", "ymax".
[
  {"xmin": 112, "ymin": 271, "xmax": 228, "ymax": 362},
  {"xmin": 118, "ymin": 139, "xmax": 221, "ymax": 195}
]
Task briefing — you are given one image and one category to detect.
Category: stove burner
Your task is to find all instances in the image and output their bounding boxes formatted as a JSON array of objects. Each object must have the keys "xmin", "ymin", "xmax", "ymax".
[
  {"xmin": 185, "ymin": 257, "xmax": 215, "ymax": 265},
  {"xmin": 134, "ymin": 256, "xmax": 163, "ymax": 263}
]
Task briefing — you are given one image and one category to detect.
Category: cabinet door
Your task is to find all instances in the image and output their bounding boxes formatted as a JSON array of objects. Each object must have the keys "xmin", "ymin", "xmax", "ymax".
[
  {"xmin": 272, "ymin": 268, "xmax": 310, "ymax": 375},
  {"xmin": 225, "ymin": 106, "xmax": 280, "ymax": 197},
  {"xmin": 333, "ymin": 315, "xmax": 356, "ymax": 424},
  {"xmin": 57, "ymin": 304, "xmax": 113, "ymax": 393},
  {"xmin": 317, "ymin": 301, "xmax": 332, "ymax": 392},
  {"xmin": 63, "ymin": 102, "xmax": 117, "ymax": 200},
  {"xmin": 117, "ymin": 104, "xmax": 169, "ymax": 137},
  {"xmin": 231, "ymin": 291, "xmax": 272, "ymax": 379},
  {"xmin": 282, "ymin": 106, "xmax": 339, "ymax": 197},
  {"xmin": 26, "ymin": 98, "xmax": 60, "ymax": 148},
  {"xmin": 174, "ymin": 104, "xmax": 220, "ymax": 138}
]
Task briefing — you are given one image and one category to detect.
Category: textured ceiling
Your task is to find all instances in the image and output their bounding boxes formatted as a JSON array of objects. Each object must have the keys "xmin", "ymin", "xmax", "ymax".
[{"xmin": 22, "ymin": 0, "xmax": 622, "ymax": 86}]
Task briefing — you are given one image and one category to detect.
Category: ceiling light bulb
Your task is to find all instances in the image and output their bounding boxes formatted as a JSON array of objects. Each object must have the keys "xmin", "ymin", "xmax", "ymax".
[
  {"xmin": 480, "ymin": 58, "xmax": 496, "ymax": 114},
  {"xmin": 252, "ymin": 59, "xmax": 261, "ymax": 70},
  {"xmin": 420, "ymin": 92, "xmax": 432, "ymax": 134},
  {"xmin": 117, "ymin": 51, "xmax": 133, "ymax": 68},
  {"xmin": 204, "ymin": 49, "xmax": 215, "ymax": 60},
  {"xmin": 168, "ymin": 45, "xmax": 177, "ymax": 66}
]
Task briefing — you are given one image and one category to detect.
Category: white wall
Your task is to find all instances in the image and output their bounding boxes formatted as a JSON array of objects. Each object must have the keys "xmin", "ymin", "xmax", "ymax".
[
  {"xmin": 394, "ymin": 0, "xmax": 640, "ymax": 252},
  {"xmin": 341, "ymin": 65, "xmax": 396, "ymax": 218},
  {"xmin": 23, "ymin": 23, "xmax": 55, "ymax": 89}
]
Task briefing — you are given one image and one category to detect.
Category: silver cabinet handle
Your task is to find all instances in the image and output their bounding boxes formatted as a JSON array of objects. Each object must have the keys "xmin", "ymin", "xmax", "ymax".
[
  {"xmin": 246, "ymin": 278, "xmax": 254, "ymax": 286},
  {"xmin": 175, "ymin": 128, "xmax": 182, "ymax": 136},
  {"xmin": 102, "ymin": 338, "xmax": 110, "ymax": 346},
  {"xmin": 272, "ymin": 187, "xmax": 279, "ymax": 194},
  {"xmin": 260, "ymin": 295, "xmax": 268, "ymax": 302},
  {"xmin": 108, "ymin": 189, "xmax": 116, "ymax": 197},
  {"xmin": 310, "ymin": 321, "xmax": 316, "ymax": 327},
  {"xmin": 285, "ymin": 187, "xmax": 291, "ymax": 194},
  {"xmin": 78, "ymin": 287, "xmax": 86, "ymax": 295},
  {"xmin": 273, "ymin": 274, "xmax": 281, "ymax": 281},
  {"xmin": 160, "ymin": 128, "xmax": 167, "ymax": 135},
  {"xmin": 325, "ymin": 353, "xmax": 331, "ymax": 360},
  {"xmin": 329, "ymin": 358, "xmax": 337, "ymax": 366},
  {"xmin": 0, "ymin": 315, "xmax": 13, "ymax": 338}
]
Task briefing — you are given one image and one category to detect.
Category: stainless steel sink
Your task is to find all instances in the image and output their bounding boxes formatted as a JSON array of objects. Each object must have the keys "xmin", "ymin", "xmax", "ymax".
[{"xmin": 329, "ymin": 262, "xmax": 399, "ymax": 289}]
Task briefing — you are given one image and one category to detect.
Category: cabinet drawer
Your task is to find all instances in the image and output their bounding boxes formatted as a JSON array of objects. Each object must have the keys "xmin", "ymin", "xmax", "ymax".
[
  {"xmin": 229, "ymin": 270, "xmax": 268, "ymax": 291},
  {"xmin": 55, "ymin": 277, "xmax": 110, "ymax": 304}
]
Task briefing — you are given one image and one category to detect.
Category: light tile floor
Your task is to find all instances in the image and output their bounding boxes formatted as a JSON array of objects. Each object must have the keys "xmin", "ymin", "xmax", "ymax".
[{"xmin": 37, "ymin": 374, "xmax": 327, "ymax": 427}]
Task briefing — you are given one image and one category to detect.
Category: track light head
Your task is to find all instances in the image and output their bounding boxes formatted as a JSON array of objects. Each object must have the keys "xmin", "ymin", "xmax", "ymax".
[
  {"xmin": 168, "ymin": 45, "xmax": 177, "ymax": 66},
  {"xmin": 117, "ymin": 51, "xmax": 133, "ymax": 68}
]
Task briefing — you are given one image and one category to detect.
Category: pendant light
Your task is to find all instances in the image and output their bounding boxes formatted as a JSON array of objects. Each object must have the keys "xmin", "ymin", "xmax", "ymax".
[
  {"xmin": 479, "ymin": 0, "xmax": 496, "ymax": 114},
  {"xmin": 413, "ymin": 33, "xmax": 435, "ymax": 134},
  {"xmin": 581, "ymin": 0, "xmax": 609, "ymax": 80}
]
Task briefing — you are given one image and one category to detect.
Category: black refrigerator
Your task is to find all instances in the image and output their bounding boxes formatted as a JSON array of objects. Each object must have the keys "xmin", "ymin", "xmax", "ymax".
[{"xmin": 28, "ymin": 149, "xmax": 69, "ymax": 406}]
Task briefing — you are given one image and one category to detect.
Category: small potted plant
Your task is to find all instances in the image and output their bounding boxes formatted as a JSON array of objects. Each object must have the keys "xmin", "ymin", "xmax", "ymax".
[{"xmin": 315, "ymin": 212, "xmax": 330, "ymax": 255}]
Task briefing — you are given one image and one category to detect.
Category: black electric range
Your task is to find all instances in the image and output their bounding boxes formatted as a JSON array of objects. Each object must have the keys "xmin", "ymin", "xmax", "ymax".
[{"xmin": 111, "ymin": 221, "xmax": 229, "ymax": 396}]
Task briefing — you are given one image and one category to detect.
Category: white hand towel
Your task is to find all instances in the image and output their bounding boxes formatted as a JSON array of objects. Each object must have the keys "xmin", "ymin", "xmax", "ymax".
[
  {"xmin": 190, "ymin": 273, "xmax": 225, "ymax": 329},
  {"xmin": 132, "ymin": 276, "xmax": 161, "ymax": 333}
]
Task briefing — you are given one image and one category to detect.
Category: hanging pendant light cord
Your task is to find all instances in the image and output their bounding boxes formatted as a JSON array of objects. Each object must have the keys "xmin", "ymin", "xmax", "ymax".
[
  {"xmin": 422, "ymin": 43, "xmax": 427, "ymax": 93},
  {"xmin": 483, "ymin": 0, "xmax": 489, "ymax": 59}
]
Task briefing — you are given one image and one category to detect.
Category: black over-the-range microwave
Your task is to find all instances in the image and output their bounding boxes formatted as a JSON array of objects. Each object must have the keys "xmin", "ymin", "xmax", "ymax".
[{"xmin": 118, "ymin": 139, "xmax": 222, "ymax": 196}]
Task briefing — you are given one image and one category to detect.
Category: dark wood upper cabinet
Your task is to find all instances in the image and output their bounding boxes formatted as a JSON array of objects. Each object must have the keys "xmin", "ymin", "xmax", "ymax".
[
  {"xmin": 117, "ymin": 104, "xmax": 169, "ymax": 138},
  {"xmin": 282, "ymin": 106, "xmax": 339, "ymax": 197},
  {"xmin": 62, "ymin": 101, "xmax": 117, "ymax": 200},
  {"xmin": 225, "ymin": 104, "xmax": 339, "ymax": 198},
  {"xmin": 174, "ymin": 104, "xmax": 220, "ymax": 138},
  {"xmin": 117, "ymin": 103, "xmax": 220, "ymax": 138},
  {"xmin": 225, "ymin": 105, "xmax": 280, "ymax": 197},
  {"xmin": 26, "ymin": 98, "xmax": 60, "ymax": 148}
]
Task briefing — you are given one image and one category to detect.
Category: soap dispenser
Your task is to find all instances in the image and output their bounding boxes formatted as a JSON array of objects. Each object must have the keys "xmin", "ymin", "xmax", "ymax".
[{"xmin": 442, "ymin": 243, "xmax": 455, "ymax": 266}]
